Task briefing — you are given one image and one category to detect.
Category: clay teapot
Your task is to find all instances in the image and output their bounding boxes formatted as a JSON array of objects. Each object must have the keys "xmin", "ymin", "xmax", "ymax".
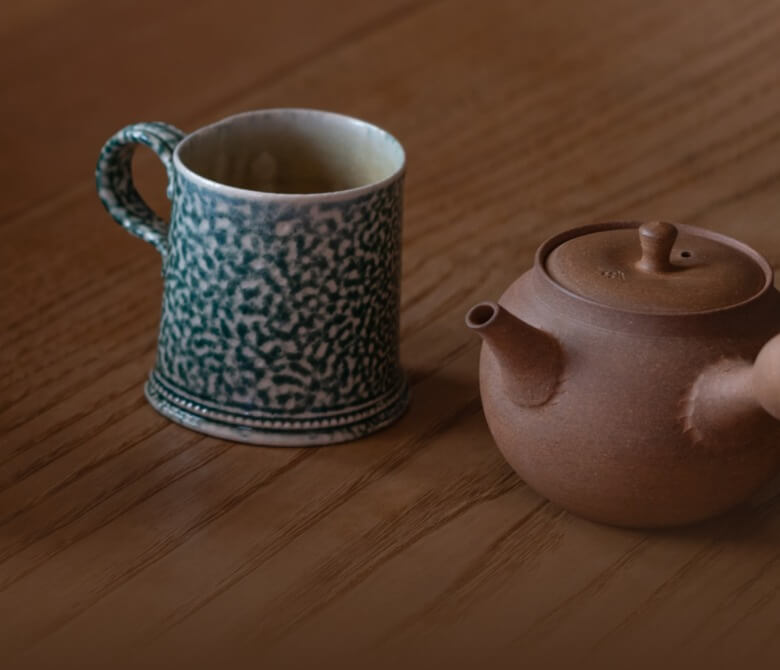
[{"xmin": 466, "ymin": 221, "xmax": 780, "ymax": 528}]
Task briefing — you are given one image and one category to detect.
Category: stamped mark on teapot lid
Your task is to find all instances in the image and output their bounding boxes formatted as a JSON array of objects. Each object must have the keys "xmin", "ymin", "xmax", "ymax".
[{"xmin": 544, "ymin": 221, "xmax": 769, "ymax": 313}]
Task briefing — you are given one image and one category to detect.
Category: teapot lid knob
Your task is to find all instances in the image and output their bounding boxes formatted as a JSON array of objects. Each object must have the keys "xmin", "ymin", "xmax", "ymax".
[{"xmin": 636, "ymin": 221, "xmax": 678, "ymax": 273}]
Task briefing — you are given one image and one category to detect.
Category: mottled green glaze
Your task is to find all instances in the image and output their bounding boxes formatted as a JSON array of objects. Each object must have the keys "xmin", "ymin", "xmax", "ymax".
[{"xmin": 96, "ymin": 110, "xmax": 408, "ymax": 445}]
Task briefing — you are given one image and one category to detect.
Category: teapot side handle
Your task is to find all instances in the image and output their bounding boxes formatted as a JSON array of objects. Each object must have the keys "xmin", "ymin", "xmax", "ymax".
[
  {"xmin": 682, "ymin": 334, "xmax": 780, "ymax": 449},
  {"xmin": 750, "ymin": 333, "xmax": 780, "ymax": 420}
]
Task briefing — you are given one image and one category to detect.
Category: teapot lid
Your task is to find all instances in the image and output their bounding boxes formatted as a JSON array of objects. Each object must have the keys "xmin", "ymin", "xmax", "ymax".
[{"xmin": 544, "ymin": 221, "xmax": 769, "ymax": 313}]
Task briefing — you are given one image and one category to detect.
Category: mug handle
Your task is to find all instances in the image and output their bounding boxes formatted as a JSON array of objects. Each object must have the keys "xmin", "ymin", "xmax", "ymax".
[{"xmin": 95, "ymin": 122, "xmax": 185, "ymax": 257}]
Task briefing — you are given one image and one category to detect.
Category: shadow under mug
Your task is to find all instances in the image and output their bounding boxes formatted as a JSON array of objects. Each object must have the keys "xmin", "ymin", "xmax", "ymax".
[{"xmin": 96, "ymin": 109, "xmax": 409, "ymax": 446}]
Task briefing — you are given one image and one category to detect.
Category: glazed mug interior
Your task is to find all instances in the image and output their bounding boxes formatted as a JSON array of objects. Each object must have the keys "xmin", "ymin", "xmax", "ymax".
[{"xmin": 175, "ymin": 109, "xmax": 405, "ymax": 195}]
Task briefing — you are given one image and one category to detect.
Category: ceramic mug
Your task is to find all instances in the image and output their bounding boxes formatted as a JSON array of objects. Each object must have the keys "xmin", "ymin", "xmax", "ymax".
[{"xmin": 96, "ymin": 109, "xmax": 408, "ymax": 445}]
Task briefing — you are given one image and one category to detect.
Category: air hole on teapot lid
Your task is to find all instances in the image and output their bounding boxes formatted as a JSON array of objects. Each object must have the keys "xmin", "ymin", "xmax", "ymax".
[{"xmin": 681, "ymin": 251, "xmax": 692, "ymax": 258}]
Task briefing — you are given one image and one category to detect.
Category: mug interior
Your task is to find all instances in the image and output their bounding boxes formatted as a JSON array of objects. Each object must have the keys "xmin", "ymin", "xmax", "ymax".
[{"xmin": 176, "ymin": 109, "xmax": 404, "ymax": 195}]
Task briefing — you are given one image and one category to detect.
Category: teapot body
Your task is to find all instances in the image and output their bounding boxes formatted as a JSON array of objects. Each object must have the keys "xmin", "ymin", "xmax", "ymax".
[{"xmin": 479, "ymin": 268, "xmax": 780, "ymax": 527}]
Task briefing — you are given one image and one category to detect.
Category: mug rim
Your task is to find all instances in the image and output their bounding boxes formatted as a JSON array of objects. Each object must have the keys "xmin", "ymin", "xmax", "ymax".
[{"xmin": 172, "ymin": 108, "xmax": 406, "ymax": 202}]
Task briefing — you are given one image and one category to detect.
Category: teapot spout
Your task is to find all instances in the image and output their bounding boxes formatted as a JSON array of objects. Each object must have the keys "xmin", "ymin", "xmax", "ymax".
[
  {"xmin": 686, "ymin": 334, "xmax": 780, "ymax": 447},
  {"xmin": 466, "ymin": 301, "xmax": 563, "ymax": 407}
]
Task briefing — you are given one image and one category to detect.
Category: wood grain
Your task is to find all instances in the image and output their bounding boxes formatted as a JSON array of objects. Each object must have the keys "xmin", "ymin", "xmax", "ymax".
[{"xmin": 1, "ymin": 0, "xmax": 780, "ymax": 667}]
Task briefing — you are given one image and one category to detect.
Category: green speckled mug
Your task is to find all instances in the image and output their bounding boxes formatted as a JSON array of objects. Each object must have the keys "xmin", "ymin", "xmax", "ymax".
[{"xmin": 96, "ymin": 109, "xmax": 408, "ymax": 445}]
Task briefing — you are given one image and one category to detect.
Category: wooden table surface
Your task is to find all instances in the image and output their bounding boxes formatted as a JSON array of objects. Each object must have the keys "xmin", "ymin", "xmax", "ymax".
[{"xmin": 2, "ymin": 0, "xmax": 780, "ymax": 667}]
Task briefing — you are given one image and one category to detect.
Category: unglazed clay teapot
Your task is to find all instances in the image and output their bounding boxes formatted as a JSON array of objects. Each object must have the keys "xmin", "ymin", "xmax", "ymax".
[{"xmin": 466, "ymin": 221, "xmax": 780, "ymax": 528}]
